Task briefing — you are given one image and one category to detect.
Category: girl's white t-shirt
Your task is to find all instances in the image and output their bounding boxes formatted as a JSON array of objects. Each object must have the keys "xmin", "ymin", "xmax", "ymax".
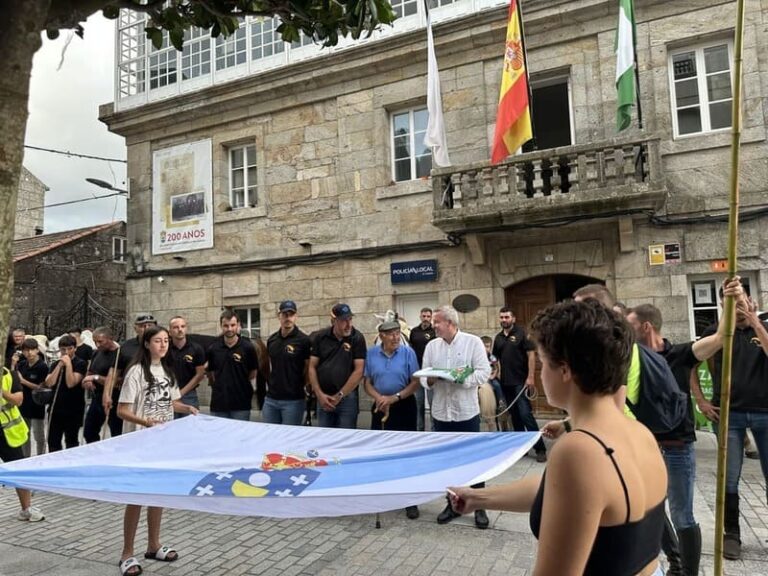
[{"xmin": 119, "ymin": 362, "xmax": 180, "ymax": 434}]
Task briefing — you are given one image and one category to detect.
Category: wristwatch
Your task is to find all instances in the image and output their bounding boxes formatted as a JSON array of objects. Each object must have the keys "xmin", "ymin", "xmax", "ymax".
[
  {"xmin": 336, "ymin": 390, "xmax": 344, "ymax": 399},
  {"xmin": 395, "ymin": 392, "xmax": 402, "ymax": 401},
  {"xmin": 94, "ymin": 375, "xmax": 100, "ymax": 383}
]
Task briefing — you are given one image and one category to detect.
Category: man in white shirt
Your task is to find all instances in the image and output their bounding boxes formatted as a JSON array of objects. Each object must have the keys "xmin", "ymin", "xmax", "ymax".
[{"xmin": 421, "ymin": 305, "xmax": 491, "ymax": 529}]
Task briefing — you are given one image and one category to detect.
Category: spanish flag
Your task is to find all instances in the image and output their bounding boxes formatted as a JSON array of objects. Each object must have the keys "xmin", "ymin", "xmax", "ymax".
[{"xmin": 491, "ymin": 0, "xmax": 533, "ymax": 164}]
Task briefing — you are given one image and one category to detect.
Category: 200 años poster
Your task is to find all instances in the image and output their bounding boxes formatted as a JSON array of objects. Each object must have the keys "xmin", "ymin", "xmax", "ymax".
[{"xmin": 152, "ymin": 139, "xmax": 213, "ymax": 255}]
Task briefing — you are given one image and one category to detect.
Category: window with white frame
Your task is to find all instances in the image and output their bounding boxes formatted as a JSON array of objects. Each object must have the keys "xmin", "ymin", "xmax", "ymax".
[
  {"xmin": 112, "ymin": 237, "xmax": 127, "ymax": 263},
  {"xmin": 251, "ymin": 17, "xmax": 284, "ymax": 60},
  {"xmin": 391, "ymin": 108, "xmax": 432, "ymax": 182},
  {"xmin": 291, "ymin": 31, "xmax": 315, "ymax": 48},
  {"xmin": 117, "ymin": 11, "xmax": 146, "ymax": 97},
  {"xmin": 148, "ymin": 29, "xmax": 178, "ymax": 89},
  {"xmin": 669, "ymin": 41, "xmax": 732, "ymax": 137},
  {"xmin": 233, "ymin": 307, "xmax": 261, "ymax": 337},
  {"xmin": 229, "ymin": 145, "xmax": 258, "ymax": 209},
  {"xmin": 181, "ymin": 28, "xmax": 211, "ymax": 80},
  {"xmin": 689, "ymin": 275, "xmax": 752, "ymax": 338},
  {"xmin": 392, "ymin": 0, "xmax": 418, "ymax": 18},
  {"xmin": 216, "ymin": 25, "xmax": 247, "ymax": 70},
  {"xmin": 428, "ymin": 0, "xmax": 457, "ymax": 7}
]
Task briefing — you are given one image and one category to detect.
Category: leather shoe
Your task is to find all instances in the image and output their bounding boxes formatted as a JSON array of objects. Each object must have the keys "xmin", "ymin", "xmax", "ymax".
[
  {"xmin": 723, "ymin": 535, "xmax": 741, "ymax": 560},
  {"xmin": 405, "ymin": 506, "xmax": 420, "ymax": 520},
  {"xmin": 474, "ymin": 509, "xmax": 489, "ymax": 529},
  {"xmin": 535, "ymin": 450, "xmax": 547, "ymax": 463},
  {"xmin": 436, "ymin": 503, "xmax": 460, "ymax": 524}
]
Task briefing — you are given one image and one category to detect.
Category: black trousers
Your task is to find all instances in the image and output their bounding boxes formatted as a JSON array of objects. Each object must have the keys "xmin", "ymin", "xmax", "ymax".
[
  {"xmin": 83, "ymin": 387, "xmax": 123, "ymax": 443},
  {"xmin": 48, "ymin": 413, "xmax": 83, "ymax": 452},
  {"xmin": 371, "ymin": 395, "xmax": 417, "ymax": 432}
]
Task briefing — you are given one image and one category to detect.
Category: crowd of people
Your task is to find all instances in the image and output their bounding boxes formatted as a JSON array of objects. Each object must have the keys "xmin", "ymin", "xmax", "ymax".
[{"xmin": 2, "ymin": 277, "xmax": 766, "ymax": 575}]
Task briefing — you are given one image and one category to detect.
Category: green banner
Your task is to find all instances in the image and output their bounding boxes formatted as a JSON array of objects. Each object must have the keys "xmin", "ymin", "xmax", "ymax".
[{"xmin": 693, "ymin": 363, "xmax": 714, "ymax": 432}]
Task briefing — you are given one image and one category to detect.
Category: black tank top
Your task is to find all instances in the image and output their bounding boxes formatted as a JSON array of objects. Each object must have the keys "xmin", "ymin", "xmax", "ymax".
[{"xmin": 529, "ymin": 429, "xmax": 665, "ymax": 576}]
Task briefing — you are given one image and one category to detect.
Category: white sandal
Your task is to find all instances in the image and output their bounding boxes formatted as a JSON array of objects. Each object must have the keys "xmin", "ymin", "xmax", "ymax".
[
  {"xmin": 144, "ymin": 545, "xmax": 178, "ymax": 562},
  {"xmin": 118, "ymin": 557, "xmax": 142, "ymax": 576}
]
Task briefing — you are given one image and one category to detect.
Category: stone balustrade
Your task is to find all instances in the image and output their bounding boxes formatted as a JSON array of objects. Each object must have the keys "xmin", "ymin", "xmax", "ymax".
[{"xmin": 431, "ymin": 137, "xmax": 666, "ymax": 233}]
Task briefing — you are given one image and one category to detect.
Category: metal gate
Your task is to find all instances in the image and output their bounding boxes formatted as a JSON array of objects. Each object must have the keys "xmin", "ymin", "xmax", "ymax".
[{"xmin": 35, "ymin": 288, "xmax": 126, "ymax": 341}]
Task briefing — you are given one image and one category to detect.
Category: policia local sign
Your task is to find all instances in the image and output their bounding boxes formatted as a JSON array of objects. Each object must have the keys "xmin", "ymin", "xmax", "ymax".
[{"xmin": 390, "ymin": 260, "xmax": 438, "ymax": 284}]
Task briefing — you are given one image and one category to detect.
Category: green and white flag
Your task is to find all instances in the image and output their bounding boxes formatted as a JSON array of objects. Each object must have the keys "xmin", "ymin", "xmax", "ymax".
[{"xmin": 615, "ymin": 0, "xmax": 636, "ymax": 131}]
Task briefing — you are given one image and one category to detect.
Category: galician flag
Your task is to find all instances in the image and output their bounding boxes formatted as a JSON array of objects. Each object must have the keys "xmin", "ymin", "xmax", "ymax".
[
  {"xmin": 491, "ymin": 0, "xmax": 532, "ymax": 164},
  {"xmin": 424, "ymin": 2, "xmax": 451, "ymax": 166},
  {"xmin": 615, "ymin": 0, "xmax": 636, "ymax": 131}
]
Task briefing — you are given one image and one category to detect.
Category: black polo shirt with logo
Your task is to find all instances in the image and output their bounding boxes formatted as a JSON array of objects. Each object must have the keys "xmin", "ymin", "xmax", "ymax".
[
  {"xmin": 310, "ymin": 327, "xmax": 367, "ymax": 395},
  {"xmin": 89, "ymin": 348, "xmax": 130, "ymax": 378},
  {"xmin": 169, "ymin": 340, "xmax": 206, "ymax": 390},
  {"xmin": 267, "ymin": 327, "xmax": 311, "ymax": 401},
  {"xmin": 409, "ymin": 324, "xmax": 436, "ymax": 367},
  {"xmin": 493, "ymin": 325, "xmax": 535, "ymax": 388},
  {"xmin": 75, "ymin": 343, "xmax": 93, "ymax": 363},
  {"xmin": 50, "ymin": 355, "xmax": 88, "ymax": 420},
  {"xmin": 704, "ymin": 322, "xmax": 768, "ymax": 412},
  {"xmin": 206, "ymin": 336, "xmax": 259, "ymax": 412},
  {"xmin": 119, "ymin": 337, "xmax": 141, "ymax": 366}
]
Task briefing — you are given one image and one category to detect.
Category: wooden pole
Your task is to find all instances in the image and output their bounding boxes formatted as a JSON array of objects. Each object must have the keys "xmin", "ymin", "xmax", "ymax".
[{"xmin": 713, "ymin": 1, "xmax": 746, "ymax": 573}]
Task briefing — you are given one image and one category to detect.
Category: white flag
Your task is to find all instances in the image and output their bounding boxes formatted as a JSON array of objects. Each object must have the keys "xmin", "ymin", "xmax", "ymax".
[{"xmin": 424, "ymin": 8, "xmax": 451, "ymax": 167}]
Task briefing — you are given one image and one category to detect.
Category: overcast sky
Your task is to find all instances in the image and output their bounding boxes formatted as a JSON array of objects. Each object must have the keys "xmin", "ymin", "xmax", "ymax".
[{"xmin": 24, "ymin": 13, "xmax": 127, "ymax": 234}]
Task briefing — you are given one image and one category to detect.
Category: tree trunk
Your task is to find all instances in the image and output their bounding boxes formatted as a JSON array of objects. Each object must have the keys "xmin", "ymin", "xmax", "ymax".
[{"xmin": 0, "ymin": 1, "xmax": 51, "ymax": 342}]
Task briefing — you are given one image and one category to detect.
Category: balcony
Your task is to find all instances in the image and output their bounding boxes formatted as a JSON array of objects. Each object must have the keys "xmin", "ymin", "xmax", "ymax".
[{"xmin": 431, "ymin": 137, "xmax": 666, "ymax": 234}]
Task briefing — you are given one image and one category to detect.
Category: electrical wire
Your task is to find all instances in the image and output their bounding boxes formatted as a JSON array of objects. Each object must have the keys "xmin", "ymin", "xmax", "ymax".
[
  {"xmin": 17, "ymin": 192, "xmax": 126, "ymax": 213},
  {"xmin": 23, "ymin": 145, "xmax": 127, "ymax": 164}
]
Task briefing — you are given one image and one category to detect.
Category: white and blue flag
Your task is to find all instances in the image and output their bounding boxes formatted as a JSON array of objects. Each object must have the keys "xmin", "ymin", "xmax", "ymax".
[{"xmin": 0, "ymin": 415, "xmax": 540, "ymax": 517}]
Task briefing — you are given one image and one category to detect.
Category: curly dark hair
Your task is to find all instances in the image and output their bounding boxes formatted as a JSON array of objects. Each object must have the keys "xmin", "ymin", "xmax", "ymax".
[{"xmin": 530, "ymin": 299, "xmax": 634, "ymax": 396}]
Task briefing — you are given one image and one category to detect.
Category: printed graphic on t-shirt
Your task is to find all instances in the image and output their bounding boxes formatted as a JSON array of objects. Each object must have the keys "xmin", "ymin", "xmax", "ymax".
[{"xmin": 144, "ymin": 374, "xmax": 175, "ymax": 424}]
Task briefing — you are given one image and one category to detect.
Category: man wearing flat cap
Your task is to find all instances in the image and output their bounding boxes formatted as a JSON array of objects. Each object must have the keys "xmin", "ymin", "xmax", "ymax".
[
  {"xmin": 308, "ymin": 303, "xmax": 366, "ymax": 429},
  {"xmin": 364, "ymin": 319, "xmax": 421, "ymax": 518},
  {"xmin": 265, "ymin": 300, "xmax": 311, "ymax": 426}
]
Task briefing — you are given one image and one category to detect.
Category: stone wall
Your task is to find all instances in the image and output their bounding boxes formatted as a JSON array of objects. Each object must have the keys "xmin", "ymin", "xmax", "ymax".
[{"xmin": 15, "ymin": 167, "xmax": 46, "ymax": 239}]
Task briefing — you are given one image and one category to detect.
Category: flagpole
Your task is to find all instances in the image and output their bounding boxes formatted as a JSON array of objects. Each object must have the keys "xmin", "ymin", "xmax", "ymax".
[
  {"xmin": 631, "ymin": 0, "xmax": 643, "ymax": 130},
  {"xmin": 713, "ymin": 1, "xmax": 746, "ymax": 574},
  {"xmin": 515, "ymin": 0, "xmax": 537, "ymax": 149}
]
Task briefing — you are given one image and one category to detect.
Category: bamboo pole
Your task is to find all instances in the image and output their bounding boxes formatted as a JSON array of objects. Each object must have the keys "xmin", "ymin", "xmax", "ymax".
[{"xmin": 713, "ymin": 1, "xmax": 746, "ymax": 573}]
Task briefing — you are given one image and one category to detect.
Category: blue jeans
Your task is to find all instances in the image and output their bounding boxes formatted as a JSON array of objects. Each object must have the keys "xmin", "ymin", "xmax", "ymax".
[
  {"xmin": 317, "ymin": 389, "xmax": 359, "ymax": 429},
  {"xmin": 262, "ymin": 397, "xmax": 305, "ymax": 426},
  {"xmin": 174, "ymin": 396, "xmax": 199, "ymax": 419},
  {"xmin": 660, "ymin": 442, "xmax": 697, "ymax": 530},
  {"xmin": 726, "ymin": 410, "xmax": 768, "ymax": 495},
  {"xmin": 210, "ymin": 410, "xmax": 251, "ymax": 421}
]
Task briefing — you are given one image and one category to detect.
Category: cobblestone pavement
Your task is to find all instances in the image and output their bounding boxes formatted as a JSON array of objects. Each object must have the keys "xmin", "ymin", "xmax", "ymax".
[{"xmin": 1, "ymin": 431, "xmax": 766, "ymax": 576}]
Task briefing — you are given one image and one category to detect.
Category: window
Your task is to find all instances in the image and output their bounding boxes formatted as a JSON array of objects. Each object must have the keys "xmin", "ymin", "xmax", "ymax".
[
  {"xmin": 428, "ymin": 0, "xmax": 457, "ymax": 7},
  {"xmin": 669, "ymin": 41, "xmax": 732, "ymax": 137},
  {"xmin": 391, "ymin": 0, "xmax": 418, "ymax": 18},
  {"xmin": 229, "ymin": 145, "xmax": 258, "ymax": 208},
  {"xmin": 391, "ymin": 108, "xmax": 432, "ymax": 182},
  {"xmin": 148, "ymin": 29, "xmax": 178, "ymax": 89},
  {"xmin": 689, "ymin": 275, "xmax": 752, "ymax": 338},
  {"xmin": 523, "ymin": 74, "xmax": 573, "ymax": 152},
  {"xmin": 233, "ymin": 307, "xmax": 261, "ymax": 337},
  {"xmin": 290, "ymin": 31, "xmax": 315, "ymax": 49},
  {"xmin": 112, "ymin": 237, "xmax": 127, "ymax": 263},
  {"xmin": 181, "ymin": 28, "xmax": 211, "ymax": 80},
  {"xmin": 251, "ymin": 17, "xmax": 284, "ymax": 60},
  {"xmin": 118, "ymin": 12, "xmax": 146, "ymax": 96},
  {"xmin": 216, "ymin": 26, "xmax": 247, "ymax": 70}
]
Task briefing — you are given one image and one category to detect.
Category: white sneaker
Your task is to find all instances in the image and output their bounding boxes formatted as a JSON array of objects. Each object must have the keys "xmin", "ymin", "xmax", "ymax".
[{"xmin": 17, "ymin": 506, "xmax": 44, "ymax": 522}]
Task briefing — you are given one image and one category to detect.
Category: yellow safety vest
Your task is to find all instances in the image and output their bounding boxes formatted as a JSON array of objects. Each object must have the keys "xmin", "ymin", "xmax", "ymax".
[{"xmin": 1, "ymin": 368, "xmax": 29, "ymax": 448}]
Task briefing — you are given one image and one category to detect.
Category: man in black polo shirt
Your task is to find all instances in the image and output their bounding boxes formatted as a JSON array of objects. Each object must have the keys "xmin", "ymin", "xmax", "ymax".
[
  {"xmin": 701, "ymin": 293, "xmax": 768, "ymax": 561},
  {"xmin": 45, "ymin": 335, "xmax": 87, "ymax": 451},
  {"xmin": 264, "ymin": 300, "xmax": 311, "ymax": 426},
  {"xmin": 493, "ymin": 307, "xmax": 546, "ymax": 462},
  {"xmin": 308, "ymin": 303, "xmax": 366, "ymax": 429},
  {"xmin": 83, "ymin": 326, "xmax": 127, "ymax": 442},
  {"xmin": 409, "ymin": 307, "xmax": 435, "ymax": 431},
  {"xmin": 169, "ymin": 315, "xmax": 206, "ymax": 418},
  {"xmin": 628, "ymin": 302, "xmax": 734, "ymax": 575},
  {"xmin": 206, "ymin": 309, "xmax": 259, "ymax": 421},
  {"xmin": 68, "ymin": 328, "xmax": 94, "ymax": 363}
]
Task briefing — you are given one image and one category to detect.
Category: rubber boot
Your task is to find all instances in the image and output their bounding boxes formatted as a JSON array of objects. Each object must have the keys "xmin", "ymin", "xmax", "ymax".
[
  {"xmin": 723, "ymin": 492, "xmax": 741, "ymax": 560},
  {"xmin": 678, "ymin": 524, "xmax": 701, "ymax": 576},
  {"xmin": 661, "ymin": 514, "xmax": 684, "ymax": 576}
]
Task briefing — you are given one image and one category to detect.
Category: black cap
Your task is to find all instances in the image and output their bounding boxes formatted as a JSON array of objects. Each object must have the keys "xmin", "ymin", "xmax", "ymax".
[
  {"xmin": 279, "ymin": 300, "xmax": 298, "ymax": 313},
  {"xmin": 331, "ymin": 303, "xmax": 353, "ymax": 320},
  {"xmin": 135, "ymin": 313, "xmax": 157, "ymax": 324}
]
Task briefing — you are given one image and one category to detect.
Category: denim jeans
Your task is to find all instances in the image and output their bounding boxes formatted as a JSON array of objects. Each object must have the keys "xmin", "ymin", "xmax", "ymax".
[
  {"xmin": 502, "ymin": 384, "xmax": 546, "ymax": 453},
  {"xmin": 726, "ymin": 410, "xmax": 768, "ymax": 495},
  {"xmin": 317, "ymin": 389, "xmax": 359, "ymax": 429},
  {"xmin": 210, "ymin": 410, "xmax": 252, "ymax": 422},
  {"xmin": 261, "ymin": 397, "xmax": 305, "ymax": 426},
  {"xmin": 174, "ymin": 396, "xmax": 200, "ymax": 419},
  {"xmin": 660, "ymin": 442, "xmax": 697, "ymax": 530}
]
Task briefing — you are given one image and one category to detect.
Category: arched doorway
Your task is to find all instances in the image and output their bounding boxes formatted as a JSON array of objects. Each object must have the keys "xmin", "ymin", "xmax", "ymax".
[{"xmin": 504, "ymin": 274, "xmax": 603, "ymax": 417}]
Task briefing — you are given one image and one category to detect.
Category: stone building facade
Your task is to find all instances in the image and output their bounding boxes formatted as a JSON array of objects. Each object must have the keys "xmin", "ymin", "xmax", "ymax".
[
  {"xmin": 15, "ymin": 167, "xmax": 47, "ymax": 239},
  {"xmin": 12, "ymin": 222, "xmax": 127, "ymax": 339},
  {"xmin": 102, "ymin": 0, "xmax": 768, "ymax": 414}
]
